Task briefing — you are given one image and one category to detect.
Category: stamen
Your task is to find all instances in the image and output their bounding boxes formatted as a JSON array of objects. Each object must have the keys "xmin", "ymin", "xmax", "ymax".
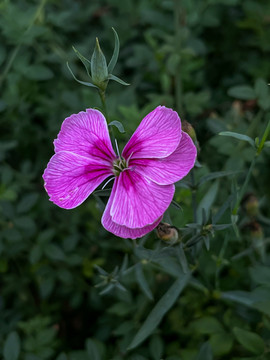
[
  {"xmin": 102, "ymin": 176, "xmax": 115, "ymax": 189},
  {"xmin": 127, "ymin": 152, "xmax": 134, "ymax": 164},
  {"xmin": 115, "ymin": 139, "xmax": 121, "ymax": 159}
]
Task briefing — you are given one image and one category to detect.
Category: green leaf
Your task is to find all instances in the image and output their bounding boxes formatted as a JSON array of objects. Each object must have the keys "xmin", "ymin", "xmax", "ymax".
[
  {"xmin": 72, "ymin": 46, "xmax": 91, "ymax": 77},
  {"xmin": 4, "ymin": 332, "xmax": 21, "ymax": 360},
  {"xmin": 191, "ymin": 316, "xmax": 224, "ymax": 335},
  {"xmin": 198, "ymin": 170, "xmax": 240, "ymax": 186},
  {"xmin": 86, "ymin": 339, "xmax": 101, "ymax": 360},
  {"xmin": 45, "ymin": 244, "xmax": 66, "ymax": 261},
  {"xmin": 249, "ymin": 265, "xmax": 270, "ymax": 286},
  {"xmin": 149, "ymin": 335, "xmax": 164, "ymax": 360},
  {"xmin": 176, "ymin": 244, "xmax": 189, "ymax": 274},
  {"xmin": 227, "ymin": 85, "xmax": 256, "ymax": 100},
  {"xmin": 196, "ymin": 342, "xmax": 213, "ymax": 360},
  {"xmin": 108, "ymin": 27, "xmax": 119, "ymax": 74},
  {"xmin": 135, "ymin": 263, "xmax": 154, "ymax": 301},
  {"xmin": 17, "ymin": 193, "xmax": 39, "ymax": 213},
  {"xmin": 108, "ymin": 74, "xmax": 129, "ymax": 86},
  {"xmin": 233, "ymin": 327, "xmax": 264, "ymax": 355},
  {"xmin": 209, "ymin": 333, "xmax": 234, "ymax": 356},
  {"xmin": 66, "ymin": 62, "xmax": 97, "ymax": 88},
  {"xmin": 255, "ymin": 78, "xmax": 268, "ymax": 99},
  {"xmin": 128, "ymin": 273, "xmax": 190, "ymax": 350},
  {"xmin": 109, "ymin": 120, "xmax": 125, "ymax": 133},
  {"xmin": 197, "ymin": 181, "xmax": 219, "ymax": 224},
  {"xmin": 219, "ymin": 131, "xmax": 255, "ymax": 147}
]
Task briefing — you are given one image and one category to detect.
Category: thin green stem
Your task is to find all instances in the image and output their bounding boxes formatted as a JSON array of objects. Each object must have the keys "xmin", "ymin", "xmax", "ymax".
[
  {"xmin": 232, "ymin": 119, "xmax": 270, "ymax": 215},
  {"xmin": 215, "ymin": 235, "xmax": 229, "ymax": 290},
  {"xmin": 232, "ymin": 156, "xmax": 256, "ymax": 215},
  {"xmin": 98, "ymin": 89, "xmax": 116, "ymax": 152},
  {"xmin": 257, "ymin": 120, "xmax": 270, "ymax": 155},
  {"xmin": 190, "ymin": 169, "xmax": 197, "ymax": 223},
  {"xmin": 98, "ymin": 90, "xmax": 108, "ymax": 119}
]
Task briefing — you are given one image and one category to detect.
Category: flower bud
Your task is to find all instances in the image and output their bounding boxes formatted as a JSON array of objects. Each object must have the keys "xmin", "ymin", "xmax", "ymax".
[
  {"xmin": 182, "ymin": 120, "xmax": 200, "ymax": 152},
  {"xmin": 91, "ymin": 38, "xmax": 108, "ymax": 91},
  {"xmin": 156, "ymin": 222, "xmax": 179, "ymax": 245},
  {"xmin": 242, "ymin": 193, "xmax": 259, "ymax": 217}
]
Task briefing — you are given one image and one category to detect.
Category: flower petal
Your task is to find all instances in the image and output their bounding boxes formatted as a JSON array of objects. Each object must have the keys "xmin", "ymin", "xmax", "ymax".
[
  {"xmin": 122, "ymin": 106, "xmax": 181, "ymax": 160},
  {"xmin": 110, "ymin": 170, "xmax": 174, "ymax": 228},
  {"xmin": 43, "ymin": 151, "xmax": 112, "ymax": 209},
  {"xmin": 129, "ymin": 132, "xmax": 197, "ymax": 185},
  {"xmin": 54, "ymin": 109, "xmax": 116, "ymax": 165},
  {"xmin": 102, "ymin": 183, "xmax": 162, "ymax": 239}
]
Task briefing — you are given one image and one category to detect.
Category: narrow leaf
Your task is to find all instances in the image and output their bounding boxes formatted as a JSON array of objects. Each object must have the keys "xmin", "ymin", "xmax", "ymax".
[
  {"xmin": 212, "ymin": 193, "xmax": 234, "ymax": 224},
  {"xmin": 197, "ymin": 181, "xmax": 219, "ymax": 224},
  {"xmin": 67, "ymin": 62, "xmax": 97, "ymax": 88},
  {"xmin": 108, "ymin": 74, "xmax": 129, "ymax": 86},
  {"xmin": 72, "ymin": 46, "xmax": 91, "ymax": 77},
  {"xmin": 108, "ymin": 27, "xmax": 119, "ymax": 73},
  {"xmin": 127, "ymin": 273, "xmax": 190, "ymax": 350},
  {"xmin": 109, "ymin": 120, "xmax": 125, "ymax": 133},
  {"xmin": 219, "ymin": 131, "xmax": 255, "ymax": 147},
  {"xmin": 135, "ymin": 263, "xmax": 154, "ymax": 301},
  {"xmin": 199, "ymin": 170, "xmax": 241, "ymax": 186},
  {"xmin": 176, "ymin": 244, "xmax": 189, "ymax": 274},
  {"xmin": 4, "ymin": 332, "xmax": 21, "ymax": 360}
]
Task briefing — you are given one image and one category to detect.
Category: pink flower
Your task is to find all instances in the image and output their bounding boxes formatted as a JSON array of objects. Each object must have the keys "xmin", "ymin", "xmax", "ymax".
[{"xmin": 43, "ymin": 106, "xmax": 197, "ymax": 239}]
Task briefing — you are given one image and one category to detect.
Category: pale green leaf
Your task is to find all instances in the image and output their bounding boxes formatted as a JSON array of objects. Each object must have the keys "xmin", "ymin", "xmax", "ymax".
[
  {"xmin": 4, "ymin": 332, "xmax": 21, "ymax": 360},
  {"xmin": 219, "ymin": 131, "xmax": 255, "ymax": 147},
  {"xmin": 108, "ymin": 27, "xmax": 119, "ymax": 74},
  {"xmin": 128, "ymin": 273, "xmax": 190, "ymax": 350}
]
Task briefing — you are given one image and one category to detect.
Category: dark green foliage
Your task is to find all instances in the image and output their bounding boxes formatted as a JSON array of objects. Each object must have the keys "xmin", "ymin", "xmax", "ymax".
[{"xmin": 1, "ymin": 0, "xmax": 270, "ymax": 359}]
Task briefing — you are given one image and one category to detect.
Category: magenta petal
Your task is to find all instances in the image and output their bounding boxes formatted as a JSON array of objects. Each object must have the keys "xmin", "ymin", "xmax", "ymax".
[
  {"xmin": 43, "ymin": 151, "xmax": 112, "ymax": 209},
  {"xmin": 54, "ymin": 109, "xmax": 116, "ymax": 164},
  {"xmin": 129, "ymin": 132, "xmax": 197, "ymax": 185},
  {"xmin": 102, "ymin": 183, "xmax": 162, "ymax": 239},
  {"xmin": 122, "ymin": 106, "xmax": 181, "ymax": 160},
  {"xmin": 110, "ymin": 170, "xmax": 175, "ymax": 229}
]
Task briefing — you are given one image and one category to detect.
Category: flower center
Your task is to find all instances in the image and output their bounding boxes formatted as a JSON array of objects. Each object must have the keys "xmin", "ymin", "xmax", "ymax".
[{"xmin": 113, "ymin": 157, "xmax": 128, "ymax": 176}]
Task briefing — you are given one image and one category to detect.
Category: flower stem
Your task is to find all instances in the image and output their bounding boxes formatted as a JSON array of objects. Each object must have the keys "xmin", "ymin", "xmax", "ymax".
[
  {"xmin": 232, "ymin": 119, "xmax": 270, "ymax": 216},
  {"xmin": 98, "ymin": 89, "xmax": 108, "ymax": 120},
  {"xmin": 98, "ymin": 88, "xmax": 116, "ymax": 151},
  {"xmin": 256, "ymin": 120, "xmax": 270, "ymax": 156},
  {"xmin": 190, "ymin": 169, "xmax": 197, "ymax": 223}
]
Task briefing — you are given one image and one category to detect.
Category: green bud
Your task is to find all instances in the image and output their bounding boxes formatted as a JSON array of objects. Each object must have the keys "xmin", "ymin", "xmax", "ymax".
[
  {"xmin": 91, "ymin": 38, "xmax": 108, "ymax": 91},
  {"xmin": 242, "ymin": 193, "xmax": 259, "ymax": 217}
]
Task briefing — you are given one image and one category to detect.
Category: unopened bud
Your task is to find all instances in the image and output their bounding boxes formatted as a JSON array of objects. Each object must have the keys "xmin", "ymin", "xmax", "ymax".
[
  {"xmin": 182, "ymin": 120, "xmax": 200, "ymax": 152},
  {"xmin": 242, "ymin": 193, "xmax": 259, "ymax": 217},
  {"xmin": 156, "ymin": 222, "xmax": 179, "ymax": 245},
  {"xmin": 91, "ymin": 38, "xmax": 108, "ymax": 91},
  {"xmin": 232, "ymin": 100, "xmax": 243, "ymax": 116},
  {"xmin": 243, "ymin": 221, "xmax": 263, "ymax": 240}
]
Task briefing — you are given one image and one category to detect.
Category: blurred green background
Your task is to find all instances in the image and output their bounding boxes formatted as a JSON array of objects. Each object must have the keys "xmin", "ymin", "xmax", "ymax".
[{"xmin": 1, "ymin": 0, "xmax": 270, "ymax": 359}]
